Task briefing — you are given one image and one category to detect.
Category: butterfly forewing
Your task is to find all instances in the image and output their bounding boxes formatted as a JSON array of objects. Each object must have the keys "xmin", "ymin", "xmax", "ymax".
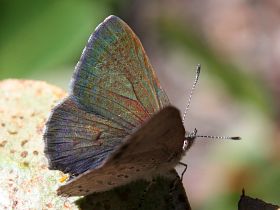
[
  {"xmin": 71, "ymin": 15, "xmax": 169, "ymax": 127},
  {"xmin": 44, "ymin": 16, "xmax": 169, "ymax": 176},
  {"xmin": 57, "ymin": 106, "xmax": 185, "ymax": 196}
]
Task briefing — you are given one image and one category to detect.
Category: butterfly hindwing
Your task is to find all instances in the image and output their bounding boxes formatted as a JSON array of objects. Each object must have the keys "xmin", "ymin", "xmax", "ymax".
[
  {"xmin": 107, "ymin": 106, "xmax": 186, "ymax": 165},
  {"xmin": 57, "ymin": 106, "xmax": 185, "ymax": 196}
]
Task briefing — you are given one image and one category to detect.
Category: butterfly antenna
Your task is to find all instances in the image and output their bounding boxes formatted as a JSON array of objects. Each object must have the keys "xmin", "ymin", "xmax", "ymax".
[
  {"xmin": 182, "ymin": 64, "xmax": 201, "ymax": 124},
  {"xmin": 186, "ymin": 128, "xmax": 241, "ymax": 140},
  {"xmin": 196, "ymin": 135, "xmax": 241, "ymax": 140}
]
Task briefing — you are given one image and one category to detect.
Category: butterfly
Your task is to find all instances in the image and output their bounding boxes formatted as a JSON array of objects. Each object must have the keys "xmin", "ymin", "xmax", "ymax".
[{"xmin": 44, "ymin": 15, "xmax": 195, "ymax": 196}]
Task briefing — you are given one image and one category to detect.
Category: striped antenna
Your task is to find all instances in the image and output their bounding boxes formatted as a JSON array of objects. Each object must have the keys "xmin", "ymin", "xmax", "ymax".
[
  {"xmin": 195, "ymin": 135, "xmax": 241, "ymax": 140},
  {"xmin": 182, "ymin": 64, "xmax": 201, "ymax": 124},
  {"xmin": 186, "ymin": 128, "xmax": 241, "ymax": 140}
]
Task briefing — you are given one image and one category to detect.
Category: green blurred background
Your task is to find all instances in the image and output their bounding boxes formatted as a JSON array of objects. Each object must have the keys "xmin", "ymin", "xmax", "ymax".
[{"xmin": 1, "ymin": 0, "xmax": 279, "ymax": 209}]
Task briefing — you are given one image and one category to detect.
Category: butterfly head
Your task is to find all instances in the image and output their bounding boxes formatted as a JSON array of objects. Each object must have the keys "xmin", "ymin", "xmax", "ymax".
[{"xmin": 183, "ymin": 128, "xmax": 197, "ymax": 151}]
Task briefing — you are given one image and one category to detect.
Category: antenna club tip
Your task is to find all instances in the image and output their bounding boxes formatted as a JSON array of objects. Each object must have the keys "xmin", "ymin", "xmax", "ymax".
[
  {"xmin": 231, "ymin": 136, "xmax": 241, "ymax": 140},
  {"xmin": 195, "ymin": 64, "xmax": 201, "ymax": 77}
]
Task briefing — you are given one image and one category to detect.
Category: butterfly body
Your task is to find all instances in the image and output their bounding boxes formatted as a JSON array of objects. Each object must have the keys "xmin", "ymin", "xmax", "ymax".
[{"xmin": 44, "ymin": 15, "xmax": 187, "ymax": 196}]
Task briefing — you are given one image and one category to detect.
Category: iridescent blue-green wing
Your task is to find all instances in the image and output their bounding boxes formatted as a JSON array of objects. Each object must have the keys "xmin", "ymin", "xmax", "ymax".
[
  {"xmin": 44, "ymin": 15, "xmax": 169, "ymax": 176},
  {"xmin": 71, "ymin": 15, "xmax": 170, "ymax": 129},
  {"xmin": 44, "ymin": 97, "xmax": 129, "ymax": 175}
]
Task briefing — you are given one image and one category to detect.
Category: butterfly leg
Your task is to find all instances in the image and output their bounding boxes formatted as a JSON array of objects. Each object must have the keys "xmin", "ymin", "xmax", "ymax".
[
  {"xmin": 178, "ymin": 162, "xmax": 188, "ymax": 181},
  {"xmin": 168, "ymin": 162, "xmax": 187, "ymax": 199}
]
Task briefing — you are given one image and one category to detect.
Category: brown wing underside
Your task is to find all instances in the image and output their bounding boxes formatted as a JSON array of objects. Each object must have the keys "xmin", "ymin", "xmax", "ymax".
[{"xmin": 58, "ymin": 106, "xmax": 185, "ymax": 196}]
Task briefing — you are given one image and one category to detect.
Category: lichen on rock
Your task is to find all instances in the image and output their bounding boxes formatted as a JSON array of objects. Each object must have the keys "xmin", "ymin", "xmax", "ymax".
[{"xmin": 0, "ymin": 80, "xmax": 79, "ymax": 209}]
